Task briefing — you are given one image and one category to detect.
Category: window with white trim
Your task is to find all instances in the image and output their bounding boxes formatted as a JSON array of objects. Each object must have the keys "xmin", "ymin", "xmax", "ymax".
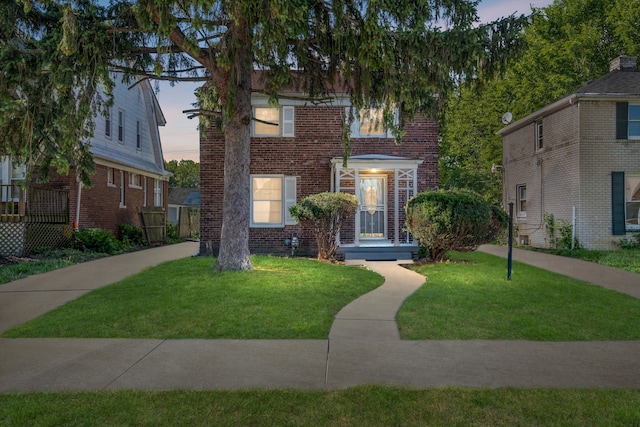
[
  {"xmin": 349, "ymin": 107, "xmax": 394, "ymax": 138},
  {"xmin": 129, "ymin": 173, "xmax": 142, "ymax": 188},
  {"xmin": 250, "ymin": 175, "xmax": 297, "ymax": 227},
  {"xmin": 616, "ymin": 102, "xmax": 640, "ymax": 140},
  {"xmin": 630, "ymin": 105, "xmax": 640, "ymax": 140},
  {"xmin": 119, "ymin": 170, "xmax": 126, "ymax": 208},
  {"xmin": 625, "ymin": 174, "xmax": 640, "ymax": 229},
  {"xmin": 118, "ymin": 109, "xmax": 125, "ymax": 143},
  {"xmin": 136, "ymin": 119, "xmax": 142, "ymax": 150},
  {"xmin": 516, "ymin": 184, "xmax": 527, "ymax": 217},
  {"xmin": 0, "ymin": 157, "xmax": 25, "ymax": 201},
  {"xmin": 154, "ymin": 179, "xmax": 163, "ymax": 207},
  {"xmin": 253, "ymin": 106, "xmax": 295, "ymax": 137}
]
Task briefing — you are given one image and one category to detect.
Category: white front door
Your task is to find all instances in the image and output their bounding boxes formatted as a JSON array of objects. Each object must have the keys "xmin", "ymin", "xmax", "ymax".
[{"xmin": 358, "ymin": 176, "xmax": 387, "ymax": 239}]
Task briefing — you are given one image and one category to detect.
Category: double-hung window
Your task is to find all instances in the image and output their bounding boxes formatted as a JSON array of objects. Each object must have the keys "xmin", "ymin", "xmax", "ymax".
[
  {"xmin": 535, "ymin": 120, "xmax": 544, "ymax": 150},
  {"xmin": 107, "ymin": 167, "xmax": 115, "ymax": 187},
  {"xmin": 625, "ymin": 174, "xmax": 640, "ymax": 229},
  {"xmin": 154, "ymin": 179, "xmax": 163, "ymax": 207},
  {"xmin": 349, "ymin": 107, "xmax": 394, "ymax": 138},
  {"xmin": 516, "ymin": 184, "xmax": 527, "ymax": 217},
  {"xmin": 136, "ymin": 119, "xmax": 142, "ymax": 150},
  {"xmin": 118, "ymin": 109, "xmax": 125, "ymax": 143},
  {"xmin": 129, "ymin": 173, "xmax": 142, "ymax": 188},
  {"xmin": 250, "ymin": 175, "xmax": 297, "ymax": 227},
  {"xmin": 253, "ymin": 106, "xmax": 295, "ymax": 137},
  {"xmin": 105, "ymin": 107, "xmax": 112, "ymax": 139}
]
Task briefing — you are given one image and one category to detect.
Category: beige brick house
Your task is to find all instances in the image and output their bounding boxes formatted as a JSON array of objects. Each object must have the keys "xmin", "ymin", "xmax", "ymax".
[
  {"xmin": 498, "ymin": 56, "xmax": 640, "ymax": 250},
  {"xmin": 200, "ymin": 78, "xmax": 438, "ymax": 260}
]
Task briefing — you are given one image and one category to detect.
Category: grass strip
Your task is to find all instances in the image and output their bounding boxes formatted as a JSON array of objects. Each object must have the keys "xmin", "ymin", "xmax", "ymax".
[
  {"xmin": 0, "ymin": 387, "xmax": 639, "ymax": 426},
  {"xmin": 2, "ymin": 256, "xmax": 383, "ymax": 339},
  {"xmin": 398, "ymin": 251, "xmax": 640, "ymax": 340}
]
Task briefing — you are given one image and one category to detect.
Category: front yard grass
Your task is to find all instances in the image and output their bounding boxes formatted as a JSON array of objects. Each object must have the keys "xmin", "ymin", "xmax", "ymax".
[
  {"xmin": 1, "ymin": 256, "xmax": 383, "ymax": 339},
  {"xmin": 397, "ymin": 251, "xmax": 640, "ymax": 340},
  {"xmin": 1, "ymin": 387, "xmax": 639, "ymax": 426}
]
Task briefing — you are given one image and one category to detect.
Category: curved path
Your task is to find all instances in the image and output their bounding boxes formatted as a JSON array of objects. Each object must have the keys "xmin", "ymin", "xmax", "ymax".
[{"xmin": 1, "ymin": 243, "xmax": 640, "ymax": 392}]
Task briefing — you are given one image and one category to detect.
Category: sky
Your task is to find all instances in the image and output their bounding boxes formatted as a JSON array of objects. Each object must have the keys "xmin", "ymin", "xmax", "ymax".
[{"xmin": 158, "ymin": 0, "xmax": 555, "ymax": 162}]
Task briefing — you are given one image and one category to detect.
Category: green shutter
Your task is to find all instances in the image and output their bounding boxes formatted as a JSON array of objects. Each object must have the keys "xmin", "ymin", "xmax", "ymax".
[
  {"xmin": 616, "ymin": 102, "xmax": 628, "ymax": 139},
  {"xmin": 612, "ymin": 172, "xmax": 626, "ymax": 235}
]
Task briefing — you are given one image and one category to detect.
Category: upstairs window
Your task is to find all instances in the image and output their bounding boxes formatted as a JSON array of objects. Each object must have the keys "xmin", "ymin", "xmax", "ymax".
[
  {"xmin": 616, "ymin": 102, "xmax": 640, "ymax": 140},
  {"xmin": 118, "ymin": 109, "xmax": 125, "ymax": 143},
  {"xmin": 535, "ymin": 120, "xmax": 544, "ymax": 150},
  {"xmin": 253, "ymin": 106, "xmax": 295, "ymax": 137},
  {"xmin": 349, "ymin": 107, "xmax": 395, "ymax": 138},
  {"xmin": 105, "ymin": 107, "xmax": 112, "ymax": 139},
  {"xmin": 136, "ymin": 120, "xmax": 142, "ymax": 150}
]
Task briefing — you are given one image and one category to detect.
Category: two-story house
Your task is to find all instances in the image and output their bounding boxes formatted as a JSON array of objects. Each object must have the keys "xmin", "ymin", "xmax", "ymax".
[
  {"xmin": 200, "ymin": 77, "xmax": 438, "ymax": 260},
  {"xmin": 498, "ymin": 56, "xmax": 640, "ymax": 250},
  {"xmin": 1, "ymin": 76, "xmax": 171, "ymax": 256}
]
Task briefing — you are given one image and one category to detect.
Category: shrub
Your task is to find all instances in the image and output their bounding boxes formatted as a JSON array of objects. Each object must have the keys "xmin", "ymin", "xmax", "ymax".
[
  {"xmin": 166, "ymin": 222, "xmax": 181, "ymax": 243},
  {"xmin": 119, "ymin": 223, "xmax": 146, "ymax": 246},
  {"xmin": 406, "ymin": 189, "xmax": 506, "ymax": 261},
  {"xmin": 289, "ymin": 192, "xmax": 358, "ymax": 262},
  {"xmin": 74, "ymin": 228, "xmax": 123, "ymax": 254},
  {"xmin": 618, "ymin": 233, "xmax": 640, "ymax": 250}
]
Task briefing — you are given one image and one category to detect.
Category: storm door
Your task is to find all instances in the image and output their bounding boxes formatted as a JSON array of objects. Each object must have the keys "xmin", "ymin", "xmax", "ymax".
[{"xmin": 358, "ymin": 176, "xmax": 387, "ymax": 239}]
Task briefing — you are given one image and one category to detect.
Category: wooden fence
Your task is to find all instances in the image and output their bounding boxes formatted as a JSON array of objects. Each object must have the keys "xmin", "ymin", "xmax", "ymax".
[{"xmin": 1, "ymin": 185, "xmax": 69, "ymax": 223}]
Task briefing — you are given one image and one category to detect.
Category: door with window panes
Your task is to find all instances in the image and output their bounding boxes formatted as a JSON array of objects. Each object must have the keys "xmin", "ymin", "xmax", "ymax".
[{"xmin": 358, "ymin": 176, "xmax": 386, "ymax": 239}]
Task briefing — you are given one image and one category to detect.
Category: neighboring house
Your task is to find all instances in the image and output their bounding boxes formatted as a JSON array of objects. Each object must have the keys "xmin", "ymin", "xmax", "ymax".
[
  {"xmin": 1, "ymin": 76, "xmax": 171, "ymax": 255},
  {"xmin": 498, "ymin": 55, "xmax": 640, "ymax": 250},
  {"xmin": 168, "ymin": 188, "xmax": 201, "ymax": 225},
  {"xmin": 200, "ymin": 76, "xmax": 438, "ymax": 260}
]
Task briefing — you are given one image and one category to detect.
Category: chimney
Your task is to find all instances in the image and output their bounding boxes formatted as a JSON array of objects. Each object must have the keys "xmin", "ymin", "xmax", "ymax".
[{"xmin": 610, "ymin": 56, "xmax": 637, "ymax": 71}]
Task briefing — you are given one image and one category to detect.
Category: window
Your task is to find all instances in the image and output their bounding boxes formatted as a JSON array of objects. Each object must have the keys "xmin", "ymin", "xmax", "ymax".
[
  {"xmin": 136, "ymin": 119, "xmax": 141, "ymax": 150},
  {"xmin": 154, "ymin": 179, "xmax": 163, "ymax": 207},
  {"xmin": 350, "ymin": 107, "xmax": 394, "ymax": 138},
  {"xmin": 0, "ymin": 157, "xmax": 25, "ymax": 201},
  {"xmin": 143, "ymin": 177, "xmax": 147, "ymax": 207},
  {"xmin": 535, "ymin": 120, "xmax": 544, "ymax": 150},
  {"xmin": 625, "ymin": 174, "xmax": 640, "ymax": 229},
  {"xmin": 118, "ymin": 109, "xmax": 125, "ymax": 143},
  {"xmin": 250, "ymin": 175, "xmax": 297, "ymax": 227},
  {"xmin": 107, "ymin": 167, "xmax": 115, "ymax": 187},
  {"xmin": 105, "ymin": 107, "xmax": 112, "ymax": 139},
  {"xmin": 119, "ymin": 170, "xmax": 126, "ymax": 208},
  {"xmin": 516, "ymin": 185, "xmax": 527, "ymax": 217},
  {"xmin": 129, "ymin": 173, "xmax": 142, "ymax": 188},
  {"xmin": 616, "ymin": 102, "xmax": 640, "ymax": 140},
  {"xmin": 252, "ymin": 106, "xmax": 295, "ymax": 137}
]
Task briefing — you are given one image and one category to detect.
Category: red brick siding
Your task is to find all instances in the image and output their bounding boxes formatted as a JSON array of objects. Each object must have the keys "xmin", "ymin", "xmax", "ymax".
[
  {"xmin": 200, "ymin": 105, "xmax": 438, "ymax": 256},
  {"xmin": 43, "ymin": 165, "xmax": 167, "ymax": 237}
]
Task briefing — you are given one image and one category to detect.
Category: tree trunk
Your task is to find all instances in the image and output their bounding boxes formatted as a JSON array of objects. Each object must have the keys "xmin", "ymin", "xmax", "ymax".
[{"xmin": 214, "ymin": 23, "xmax": 253, "ymax": 271}]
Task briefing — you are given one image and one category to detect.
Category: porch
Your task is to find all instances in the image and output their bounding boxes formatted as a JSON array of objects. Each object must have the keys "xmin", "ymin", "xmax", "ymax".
[
  {"xmin": 331, "ymin": 155, "xmax": 422, "ymax": 261},
  {"xmin": 1, "ymin": 185, "xmax": 71, "ymax": 256}
]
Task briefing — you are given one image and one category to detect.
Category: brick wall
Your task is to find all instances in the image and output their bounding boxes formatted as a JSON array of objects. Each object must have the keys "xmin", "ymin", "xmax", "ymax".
[
  {"xmin": 45, "ymin": 165, "xmax": 167, "ymax": 237},
  {"xmin": 200, "ymin": 104, "xmax": 438, "ymax": 256}
]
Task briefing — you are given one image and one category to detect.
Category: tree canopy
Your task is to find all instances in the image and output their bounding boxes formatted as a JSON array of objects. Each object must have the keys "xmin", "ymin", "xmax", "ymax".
[
  {"xmin": 164, "ymin": 159, "xmax": 200, "ymax": 189},
  {"xmin": 3, "ymin": 0, "xmax": 528, "ymax": 270}
]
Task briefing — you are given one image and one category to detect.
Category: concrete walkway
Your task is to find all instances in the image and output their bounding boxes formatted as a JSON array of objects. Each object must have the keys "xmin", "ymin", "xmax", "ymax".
[{"xmin": 1, "ymin": 243, "xmax": 640, "ymax": 392}]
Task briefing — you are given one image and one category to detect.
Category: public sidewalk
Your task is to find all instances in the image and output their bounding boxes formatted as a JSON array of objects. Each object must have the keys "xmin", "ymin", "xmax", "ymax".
[{"xmin": 1, "ymin": 243, "xmax": 640, "ymax": 392}]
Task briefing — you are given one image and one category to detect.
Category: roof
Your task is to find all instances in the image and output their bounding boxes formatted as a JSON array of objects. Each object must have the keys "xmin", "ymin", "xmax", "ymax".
[
  {"xmin": 168, "ymin": 188, "xmax": 200, "ymax": 206},
  {"xmin": 498, "ymin": 56, "xmax": 640, "ymax": 136}
]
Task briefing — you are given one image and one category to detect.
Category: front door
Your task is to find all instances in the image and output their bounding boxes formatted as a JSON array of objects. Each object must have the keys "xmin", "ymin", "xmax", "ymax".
[{"xmin": 358, "ymin": 176, "xmax": 387, "ymax": 239}]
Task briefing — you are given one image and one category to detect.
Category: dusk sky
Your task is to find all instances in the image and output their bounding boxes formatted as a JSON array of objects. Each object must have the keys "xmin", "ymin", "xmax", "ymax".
[{"xmin": 158, "ymin": 0, "xmax": 556, "ymax": 162}]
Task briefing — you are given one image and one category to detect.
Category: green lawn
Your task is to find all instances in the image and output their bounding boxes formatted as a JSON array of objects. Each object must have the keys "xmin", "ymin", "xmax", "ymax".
[
  {"xmin": 397, "ymin": 251, "xmax": 640, "ymax": 340},
  {"xmin": 2, "ymin": 256, "xmax": 383, "ymax": 339},
  {"xmin": 1, "ymin": 387, "xmax": 639, "ymax": 426}
]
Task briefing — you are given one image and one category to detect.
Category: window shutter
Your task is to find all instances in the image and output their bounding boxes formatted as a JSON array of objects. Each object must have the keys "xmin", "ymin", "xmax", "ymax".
[
  {"xmin": 282, "ymin": 106, "xmax": 295, "ymax": 137},
  {"xmin": 616, "ymin": 102, "xmax": 628, "ymax": 140},
  {"xmin": 284, "ymin": 176, "xmax": 297, "ymax": 225},
  {"xmin": 612, "ymin": 171, "xmax": 626, "ymax": 235}
]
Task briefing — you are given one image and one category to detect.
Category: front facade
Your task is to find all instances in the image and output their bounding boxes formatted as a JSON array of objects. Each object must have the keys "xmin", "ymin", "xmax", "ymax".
[
  {"xmin": 200, "ymin": 93, "xmax": 438, "ymax": 260},
  {"xmin": 1, "ymin": 76, "xmax": 170, "ymax": 255},
  {"xmin": 499, "ymin": 56, "xmax": 640, "ymax": 250}
]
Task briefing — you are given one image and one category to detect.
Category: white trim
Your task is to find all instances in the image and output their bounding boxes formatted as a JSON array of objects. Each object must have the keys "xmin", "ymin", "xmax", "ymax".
[
  {"xmin": 250, "ymin": 174, "xmax": 285, "ymax": 228},
  {"xmin": 284, "ymin": 175, "xmax": 297, "ymax": 225},
  {"xmin": 282, "ymin": 106, "xmax": 295, "ymax": 137}
]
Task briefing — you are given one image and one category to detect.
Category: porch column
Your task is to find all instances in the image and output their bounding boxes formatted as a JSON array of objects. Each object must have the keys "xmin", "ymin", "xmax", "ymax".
[
  {"xmin": 354, "ymin": 167, "xmax": 359, "ymax": 246},
  {"xmin": 394, "ymin": 168, "xmax": 399, "ymax": 246}
]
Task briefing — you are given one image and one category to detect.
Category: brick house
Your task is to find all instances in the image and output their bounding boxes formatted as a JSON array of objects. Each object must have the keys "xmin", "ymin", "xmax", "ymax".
[
  {"xmin": 200, "ymin": 80, "xmax": 438, "ymax": 260},
  {"xmin": 498, "ymin": 56, "xmax": 640, "ymax": 250},
  {"xmin": 1, "ymin": 76, "xmax": 170, "ymax": 255}
]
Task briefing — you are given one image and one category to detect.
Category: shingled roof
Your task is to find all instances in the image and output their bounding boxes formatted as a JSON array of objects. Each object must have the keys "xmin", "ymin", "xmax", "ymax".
[{"xmin": 575, "ymin": 56, "xmax": 640, "ymax": 96}]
